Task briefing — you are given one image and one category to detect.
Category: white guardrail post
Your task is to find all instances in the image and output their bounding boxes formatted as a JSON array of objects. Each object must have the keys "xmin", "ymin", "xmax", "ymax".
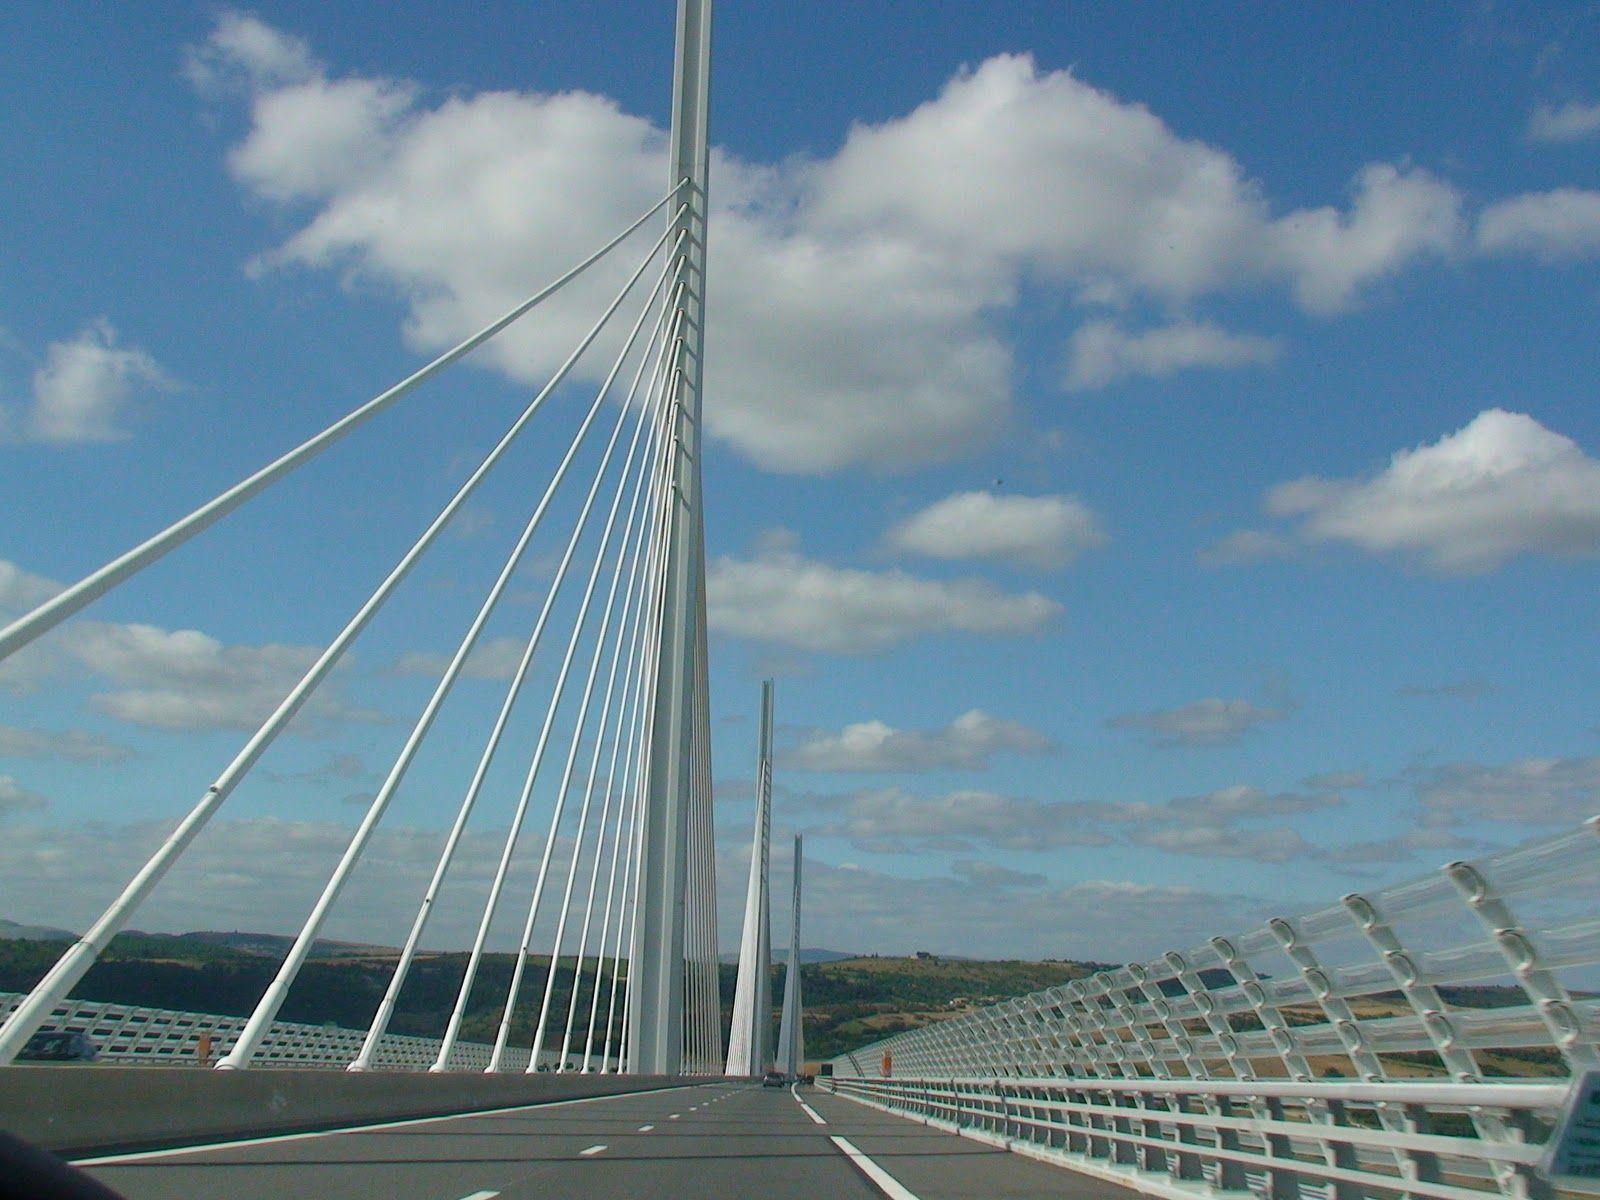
[{"xmin": 826, "ymin": 816, "xmax": 1600, "ymax": 1200}]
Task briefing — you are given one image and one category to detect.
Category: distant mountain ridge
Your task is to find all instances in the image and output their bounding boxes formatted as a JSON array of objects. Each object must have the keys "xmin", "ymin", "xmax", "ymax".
[
  {"xmin": 0, "ymin": 921, "xmax": 399, "ymax": 959},
  {"xmin": 0, "ymin": 919, "xmax": 76, "ymax": 942},
  {"xmin": 134, "ymin": 930, "xmax": 400, "ymax": 959},
  {"xmin": 5, "ymin": 924, "xmax": 859, "ymax": 965},
  {"xmin": 720, "ymin": 947, "xmax": 858, "ymax": 965}
]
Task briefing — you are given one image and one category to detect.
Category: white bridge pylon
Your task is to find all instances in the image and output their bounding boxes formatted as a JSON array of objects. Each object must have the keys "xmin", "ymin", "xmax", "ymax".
[
  {"xmin": 726, "ymin": 680, "xmax": 776, "ymax": 1077},
  {"xmin": 0, "ymin": 0, "xmax": 722, "ymax": 1077}
]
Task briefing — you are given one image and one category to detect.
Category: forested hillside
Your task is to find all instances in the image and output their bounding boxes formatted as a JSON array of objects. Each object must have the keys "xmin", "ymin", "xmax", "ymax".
[{"xmin": 0, "ymin": 933, "xmax": 1104, "ymax": 1060}]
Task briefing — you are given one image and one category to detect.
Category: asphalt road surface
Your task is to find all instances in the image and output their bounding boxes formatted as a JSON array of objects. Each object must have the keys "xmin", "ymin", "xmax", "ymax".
[{"xmin": 76, "ymin": 1081, "xmax": 1146, "ymax": 1200}]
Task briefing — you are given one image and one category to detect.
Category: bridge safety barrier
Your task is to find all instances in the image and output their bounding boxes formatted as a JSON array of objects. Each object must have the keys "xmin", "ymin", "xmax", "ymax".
[
  {"xmin": 828, "ymin": 815, "xmax": 1600, "ymax": 1200},
  {"xmin": 0, "ymin": 991, "xmax": 619, "ymax": 1072}
]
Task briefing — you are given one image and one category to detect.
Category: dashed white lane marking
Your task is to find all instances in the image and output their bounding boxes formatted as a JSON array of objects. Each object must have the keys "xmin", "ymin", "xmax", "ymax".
[
  {"xmin": 829, "ymin": 1136, "xmax": 924, "ymax": 1200},
  {"xmin": 668, "ymin": 1113, "xmax": 681, "ymax": 1120},
  {"xmin": 638, "ymin": 1124, "xmax": 655, "ymax": 1132},
  {"xmin": 458, "ymin": 1192, "xmax": 500, "ymax": 1200},
  {"xmin": 798, "ymin": 1100, "xmax": 827, "ymax": 1125},
  {"xmin": 71, "ymin": 1084, "xmax": 693, "ymax": 1166},
  {"xmin": 580, "ymin": 1144, "xmax": 608, "ymax": 1157}
]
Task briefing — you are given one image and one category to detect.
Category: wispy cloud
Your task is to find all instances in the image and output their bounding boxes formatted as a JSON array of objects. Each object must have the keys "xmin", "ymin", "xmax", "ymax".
[
  {"xmin": 1527, "ymin": 99, "xmax": 1600, "ymax": 143},
  {"xmin": 1064, "ymin": 319, "xmax": 1279, "ymax": 391},
  {"xmin": 0, "ymin": 725, "xmax": 132, "ymax": 763},
  {"xmin": 786, "ymin": 710, "xmax": 1055, "ymax": 773},
  {"xmin": 1109, "ymin": 697, "xmax": 1290, "ymax": 747},
  {"xmin": 1396, "ymin": 680, "xmax": 1490, "ymax": 701},
  {"xmin": 707, "ymin": 545, "xmax": 1061, "ymax": 654}
]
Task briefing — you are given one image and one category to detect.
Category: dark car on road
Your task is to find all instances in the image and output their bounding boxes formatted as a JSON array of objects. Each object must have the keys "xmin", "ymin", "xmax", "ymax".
[
  {"xmin": 16, "ymin": 1031, "xmax": 98, "ymax": 1063},
  {"xmin": 761, "ymin": 1070, "xmax": 786, "ymax": 1087}
]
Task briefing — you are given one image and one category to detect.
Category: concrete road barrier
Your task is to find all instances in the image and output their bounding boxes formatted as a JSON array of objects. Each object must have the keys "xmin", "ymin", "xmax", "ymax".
[{"xmin": 0, "ymin": 1066, "xmax": 700, "ymax": 1157}]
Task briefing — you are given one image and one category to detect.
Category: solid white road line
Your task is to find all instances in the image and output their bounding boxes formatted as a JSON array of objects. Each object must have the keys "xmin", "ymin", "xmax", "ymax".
[
  {"xmin": 829, "ymin": 1136, "xmax": 924, "ymax": 1200},
  {"xmin": 458, "ymin": 1192, "xmax": 500, "ymax": 1200},
  {"xmin": 580, "ymin": 1145, "xmax": 608, "ymax": 1157},
  {"xmin": 72, "ymin": 1084, "xmax": 693, "ymax": 1166},
  {"xmin": 798, "ymin": 1101, "xmax": 827, "ymax": 1125}
]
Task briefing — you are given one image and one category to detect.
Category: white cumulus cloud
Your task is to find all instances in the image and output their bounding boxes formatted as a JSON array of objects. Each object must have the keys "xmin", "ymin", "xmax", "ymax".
[
  {"xmin": 802, "ymin": 786, "xmax": 1115, "ymax": 853},
  {"xmin": 0, "ymin": 559, "xmax": 379, "ymax": 731},
  {"xmin": 1527, "ymin": 99, "xmax": 1600, "ymax": 143},
  {"xmin": 1118, "ymin": 784, "xmax": 1341, "ymax": 863},
  {"xmin": 184, "ymin": 12, "xmax": 317, "ymax": 92},
  {"xmin": 0, "ymin": 775, "xmax": 47, "ymax": 817},
  {"xmin": 191, "ymin": 24, "xmax": 1471, "ymax": 476},
  {"xmin": 798, "ymin": 779, "xmax": 1341, "ymax": 862},
  {"xmin": 1267, "ymin": 409, "xmax": 1600, "ymax": 572},
  {"xmin": 0, "ymin": 561, "xmax": 61, "ymax": 613},
  {"xmin": 1267, "ymin": 162, "xmax": 1462, "ymax": 314},
  {"xmin": 813, "ymin": 58, "xmax": 1460, "ymax": 313},
  {"xmin": 785, "ymin": 709, "xmax": 1054, "ymax": 772},
  {"xmin": 706, "ymin": 547, "xmax": 1062, "ymax": 654},
  {"xmin": 885, "ymin": 491, "xmax": 1106, "ymax": 570},
  {"xmin": 1064, "ymin": 319, "xmax": 1280, "ymax": 391},
  {"xmin": 1414, "ymin": 755, "xmax": 1600, "ymax": 827},
  {"xmin": 1477, "ymin": 189, "xmax": 1600, "ymax": 260},
  {"xmin": 393, "ymin": 635, "xmax": 530, "ymax": 682},
  {"xmin": 3, "ymin": 320, "xmax": 172, "ymax": 445}
]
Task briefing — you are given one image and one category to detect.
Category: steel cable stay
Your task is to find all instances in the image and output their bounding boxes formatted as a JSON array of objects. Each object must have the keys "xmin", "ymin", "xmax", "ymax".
[
  {"xmin": 610, "ymin": 562, "xmax": 671, "ymax": 1073},
  {"xmin": 428, "ymin": 274, "xmax": 686, "ymax": 1072},
  {"xmin": 217, "ymin": 236, "xmax": 691, "ymax": 1072},
  {"xmin": 688, "ymin": 610, "xmax": 720, "ymax": 1070},
  {"xmin": 521, "ymin": 316, "xmax": 687, "ymax": 1072},
  {"xmin": 610, "ymin": 368, "xmax": 686, "ymax": 1072},
  {"xmin": 537, "ymin": 387, "xmax": 675, "ymax": 1081},
  {"xmin": 683, "ymin": 640, "xmax": 706, "ymax": 1071},
  {"xmin": 574, "ymin": 675, "xmax": 649, "ymax": 1072},
  {"xmin": 590, "ymin": 488, "xmax": 675, "ymax": 1072},
  {"xmin": 0, "ymin": 186, "xmax": 687, "ymax": 668},
  {"xmin": 0, "ymin": 211, "xmax": 688, "ymax": 1068},
  {"xmin": 334, "ymin": 269, "xmax": 689, "ymax": 1075},
  {"xmin": 1, "ymin": 0, "xmax": 725, "ymax": 1087},
  {"xmin": 596, "ymin": 768, "xmax": 647, "ymax": 1072},
  {"xmin": 484, "ymin": 305, "xmax": 688, "ymax": 1072},
  {"xmin": 701, "ymin": 667, "xmax": 718, "ymax": 1068},
  {"xmin": 460, "ymin": 312, "xmax": 684, "ymax": 1081},
  {"xmin": 553, "ymin": 543, "xmax": 660, "ymax": 1073},
  {"xmin": 555, "ymin": 487, "xmax": 664, "ymax": 1074},
  {"xmin": 579, "ymin": 335, "xmax": 682, "ymax": 1071},
  {"xmin": 541, "ymin": 347, "xmax": 685, "ymax": 1072}
]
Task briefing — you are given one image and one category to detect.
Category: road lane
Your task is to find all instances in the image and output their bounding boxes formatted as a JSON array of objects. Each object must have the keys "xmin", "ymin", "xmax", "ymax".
[
  {"xmin": 806, "ymin": 1086, "xmax": 1147, "ymax": 1200},
  {"xmin": 77, "ymin": 1080, "xmax": 1148, "ymax": 1200},
  {"xmin": 77, "ymin": 1083, "xmax": 869, "ymax": 1200}
]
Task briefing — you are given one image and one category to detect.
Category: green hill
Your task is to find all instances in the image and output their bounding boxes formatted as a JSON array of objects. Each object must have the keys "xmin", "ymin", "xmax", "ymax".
[
  {"xmin": 0, "ymin": 934, "xmax": 1104, "ymax": 1061},
  {"xmin": 6, "ymin": 936, "xmax": 1556, "ymax": 1069},
  {"xmin": 789, "ymin": 954, "xmax": 1107, "ymax": 1061},
  {"xmin": 0, "ymin": 934, "xmax": 627, "ymax": 1048}
]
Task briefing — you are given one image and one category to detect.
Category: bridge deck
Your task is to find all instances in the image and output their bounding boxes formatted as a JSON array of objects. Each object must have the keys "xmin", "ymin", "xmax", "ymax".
[{"xmin": 76, "ymin": 1081, "xmax": 1145, "ymax": 1200}]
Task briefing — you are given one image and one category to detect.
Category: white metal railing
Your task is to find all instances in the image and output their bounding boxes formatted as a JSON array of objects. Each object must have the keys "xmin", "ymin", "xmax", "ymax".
[
  {"xmin": 0, "ymin": 992, "xmax": 616, "ymax": 1072},
  {"xmin": 828, "ymin": 815, "xmax": 1600, "ymax": 1200}
]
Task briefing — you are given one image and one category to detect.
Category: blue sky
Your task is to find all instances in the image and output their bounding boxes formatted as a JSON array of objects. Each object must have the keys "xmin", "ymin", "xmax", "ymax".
[{"xmin": 2, "ymin": 2, "xmax": 1599, "ymax": 962}]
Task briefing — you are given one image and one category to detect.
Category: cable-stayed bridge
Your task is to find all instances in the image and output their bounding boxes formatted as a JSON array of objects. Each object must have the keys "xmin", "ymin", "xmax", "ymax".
[{"xmin": 3, "ymin": 3, "xmax": 1599, "ymax": 1199}]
